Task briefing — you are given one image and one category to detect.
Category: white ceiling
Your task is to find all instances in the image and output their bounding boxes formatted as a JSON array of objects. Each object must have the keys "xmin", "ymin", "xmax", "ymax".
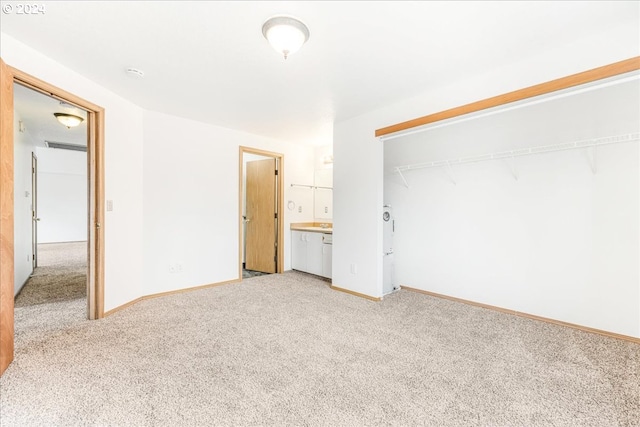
[
  {"xmin": 14, "ymin": 83, "xmax": 88, "ymax": 147},
  {"xmin": 2, "ymin": 1, "xmax": 638, "ymax": 146}
]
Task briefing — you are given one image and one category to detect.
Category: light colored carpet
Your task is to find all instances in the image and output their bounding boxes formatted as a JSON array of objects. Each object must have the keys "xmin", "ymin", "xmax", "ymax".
[
  {"xmin": 15, "ymin": 241, "xmax": 87, "ymax": 307},
  {"xmin": 1, "ymin": 267, "xmax": 639, "ymax": 426}
]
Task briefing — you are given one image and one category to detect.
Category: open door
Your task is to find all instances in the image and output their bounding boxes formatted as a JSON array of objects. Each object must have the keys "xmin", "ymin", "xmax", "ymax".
[
  {"xmin": 245, "ymin": 158, "xmax": 277, "ymax": 273},
  {"xmin": 1, "ymin": 61, "xmax": 105, "ymax": 377},
  {"xmin": 0, "ymin": 58, "xmax": 15, "ymax": 375}
]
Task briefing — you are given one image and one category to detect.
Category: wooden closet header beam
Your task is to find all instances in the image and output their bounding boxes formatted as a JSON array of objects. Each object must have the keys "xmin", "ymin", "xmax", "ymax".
[{"xmin": 375, "ymin": 56, "xmax": 640, "ymax": 138}]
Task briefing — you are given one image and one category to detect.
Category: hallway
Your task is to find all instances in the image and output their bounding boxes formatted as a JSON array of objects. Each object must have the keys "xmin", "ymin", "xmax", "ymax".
[{"xmin": 15, "ymin": 241, "xmax": 86, "ymax": 308}]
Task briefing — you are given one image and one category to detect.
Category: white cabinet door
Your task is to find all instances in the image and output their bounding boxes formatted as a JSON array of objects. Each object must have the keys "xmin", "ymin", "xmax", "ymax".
[
  {"xmin": 305, "ymin": 232, "xmax": 324, "ymax": 276},
  {"xmin": 322, "ymin": 243, "xmax": 332, "ymax": 279},
  {"xmin": 291, "ymin": 231, "xmax": 332, "ymax": 278},
  {"xmin": 291, "ymin": 231, "xmax": 307, "ymax": 272}
]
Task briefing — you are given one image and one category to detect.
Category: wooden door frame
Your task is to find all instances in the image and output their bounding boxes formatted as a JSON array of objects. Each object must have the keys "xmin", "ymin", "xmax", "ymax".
[
  {"xmin": 238, "ymin": 147, "xmax": 284, "ymax": 278},
  {"xmin": 0, "ymin": 61, "xmax": 105, "ymax": 375}
]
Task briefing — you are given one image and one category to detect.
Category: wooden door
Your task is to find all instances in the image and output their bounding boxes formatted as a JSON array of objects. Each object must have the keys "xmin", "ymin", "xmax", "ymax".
[
  {"xmin": 0, "ymin": 58, "xmax": 15, "ymax": 376},
  {"xmin": 245, "ymin": 158, "xmax": 277, "ymax": 273}
]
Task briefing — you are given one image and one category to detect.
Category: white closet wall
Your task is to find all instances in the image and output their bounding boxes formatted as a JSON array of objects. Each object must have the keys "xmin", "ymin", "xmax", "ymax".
[{"xmin": 384, "ymin": 76, "xmax": 640, "ymax": 337}]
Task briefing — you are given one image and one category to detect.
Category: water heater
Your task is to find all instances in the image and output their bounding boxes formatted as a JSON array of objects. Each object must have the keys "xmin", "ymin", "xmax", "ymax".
[{"xmin": 383, "ymin": 205, "xmax": 397, "ymax": 295}]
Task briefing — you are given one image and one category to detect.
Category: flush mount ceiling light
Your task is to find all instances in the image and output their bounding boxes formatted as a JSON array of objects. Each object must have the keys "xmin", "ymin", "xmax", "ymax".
[
  {"xmin": 262, "ymin": 16, "xmax": 310, "ymax": 59},
  {"xmin": 54, "ymin": 113, "xmax": 84, "ymax": 129}
]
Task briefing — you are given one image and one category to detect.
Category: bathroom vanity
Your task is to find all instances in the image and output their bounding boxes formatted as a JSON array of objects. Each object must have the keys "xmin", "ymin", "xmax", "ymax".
[{"xmin": 291, "ymin": 223, "xmax": 332, "ymax": 279}]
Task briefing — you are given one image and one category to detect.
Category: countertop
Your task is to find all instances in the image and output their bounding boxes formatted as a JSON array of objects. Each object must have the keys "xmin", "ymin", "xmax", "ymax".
[{"xmin": 290, "ymin": 222, "xmax": 332, "ymax": 234}]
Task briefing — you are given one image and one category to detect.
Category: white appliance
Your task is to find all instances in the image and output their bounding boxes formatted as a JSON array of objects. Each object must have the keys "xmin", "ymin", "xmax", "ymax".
[
  {"xmin": 382, "ymin": 205, "xmax": 397, "ymax": 295},
  {"xmin": 322, "ymin": 233, "xmax": 332, "ymax": 279}
]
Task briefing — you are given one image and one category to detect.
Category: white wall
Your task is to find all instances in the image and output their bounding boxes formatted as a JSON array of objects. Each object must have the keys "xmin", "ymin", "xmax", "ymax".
[
  {"xmin": 313, "ymin": 145, "xmax": 333, "ymax": 170},
  {"xmin": 35, "ymin": 147, "xmax": 87, "ymax": 243},
  {"xmin": 1, "ymin": 33, "xmax": 146, "ymax": 311},
  {"xmin": 13, "ymin": 112, "xmax": 35, "ymax": 295},
  {"xmin": 333, "ymin": 23, "xmax": 639, "ymax": 337},
  {"xmin": 334, "ymin": 116, "xmax": 384, "ymax": 296},
  {"xmin": 384, "ymin": 79, "xmax": 639, "ymax": 337},
  {"xmin": 142, "ymin": 111, "xmax": 314, "ymax": 296}
]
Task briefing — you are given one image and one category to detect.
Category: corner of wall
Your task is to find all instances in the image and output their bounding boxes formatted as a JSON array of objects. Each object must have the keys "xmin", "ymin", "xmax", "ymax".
[{"xmin": 333, "ymin": 115, "xmax": 384, "ymax": 298}]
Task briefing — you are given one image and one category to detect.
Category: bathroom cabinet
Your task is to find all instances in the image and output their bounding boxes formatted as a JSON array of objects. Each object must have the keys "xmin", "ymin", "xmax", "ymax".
[{"xmin": 291, "ymin": 230, "xmax": 331, "ymax": 278}]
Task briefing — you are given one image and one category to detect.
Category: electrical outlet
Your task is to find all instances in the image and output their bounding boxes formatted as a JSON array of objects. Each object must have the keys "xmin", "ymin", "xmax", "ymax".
[
  {"xmin": 169, "ymin": 264, "xmax": 176, "ymax": 273},
  {"xmin": 106, "ymin": 200, "xmax": 113, "ymax": 211},
  {"xmin": 298, "ymin": 206, "xmax": 302, "ymax": 213},
  {"xmin": 324, "ymin": 206, "xmax": 328, "ymax": 213}
]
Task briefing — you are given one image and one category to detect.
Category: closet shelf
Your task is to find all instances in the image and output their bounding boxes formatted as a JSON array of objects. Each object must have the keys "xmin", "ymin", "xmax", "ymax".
[
  {"xmin": 290, "ymin": 184, "xmax": 333, "ymax": 190},
  {"xmin": 393, "ymin": 132, "xmax": 639, "ymax": 173},
  {"xmin": 391, "ymin": 132, "xmax": 639, "ymax": 187}
]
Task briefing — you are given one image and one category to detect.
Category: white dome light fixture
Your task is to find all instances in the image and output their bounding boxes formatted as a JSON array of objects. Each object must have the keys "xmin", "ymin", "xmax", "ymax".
[
  {"xmin": 54, "ymin": 113, "xmax": 84, "ymax": 129},
  {"xmin": 262, "ymin": 16, "xmax": 310, "ymax": 59}
]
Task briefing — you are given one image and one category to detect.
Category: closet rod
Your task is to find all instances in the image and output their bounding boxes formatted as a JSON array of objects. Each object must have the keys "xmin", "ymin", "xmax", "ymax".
[
  {"xmin": 393, "ymin": 132, "xmax": 639, "ymax": 174},
  {"xmin": 290, "ymin": 184, "xmax": 333, "ymax": 190}
]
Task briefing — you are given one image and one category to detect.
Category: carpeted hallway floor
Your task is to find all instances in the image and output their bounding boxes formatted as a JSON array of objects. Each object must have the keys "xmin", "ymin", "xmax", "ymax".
[
  {"xmin": 1, "ymin": 246, "xmax": 639, "ymax": 426},
  {"xmin": 15, "ymin": 241, "xmax": 87, "ymax": 308}
]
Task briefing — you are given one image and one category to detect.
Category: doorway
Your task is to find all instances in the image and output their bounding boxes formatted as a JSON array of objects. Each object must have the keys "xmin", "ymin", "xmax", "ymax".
[
  {"xmin": 0, "ymin": 60, "xmax": 104, "ymax": 376},
  {"xmin": 14, "ymin": 82, "xmax": 89, "ymax": 312},
  {"xmin": 239, "ymin": 147, "xmax": 284, "ymax": 279}
]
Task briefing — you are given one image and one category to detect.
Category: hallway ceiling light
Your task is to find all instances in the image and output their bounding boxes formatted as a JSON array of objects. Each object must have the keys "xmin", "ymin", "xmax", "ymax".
[
  {"xmin": 262, "ymin": 16, "xmax": 310, "ymax": 59},
  {"xmin": 54, "ymin": 113, "xmax": 84, "ymax": 128}
]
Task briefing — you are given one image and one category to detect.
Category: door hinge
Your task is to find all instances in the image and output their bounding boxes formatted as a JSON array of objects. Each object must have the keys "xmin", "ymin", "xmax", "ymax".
[
  {"xmin": 32, "ymin": 254, "xmax": 35, "ymax": 260},
  {"xmin": 274, "ymin": 213, "xmax": 278, "ymax": 219},
  {"xmin": 275, "ymin": 169, "xmax": 278, "ymax": 176}
]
